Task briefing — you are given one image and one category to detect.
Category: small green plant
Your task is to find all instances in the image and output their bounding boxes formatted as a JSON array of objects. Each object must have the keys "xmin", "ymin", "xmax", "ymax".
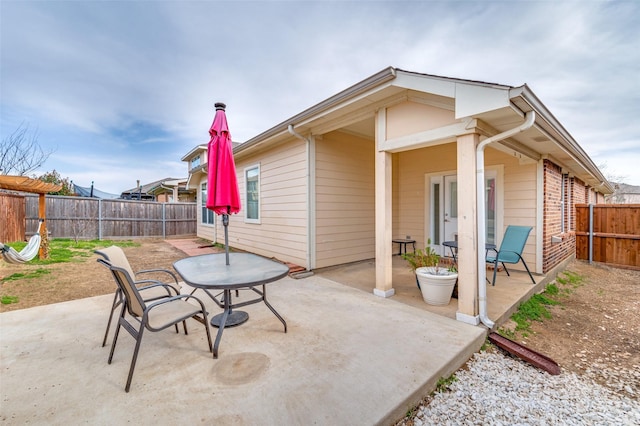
[
  {"xmin": 497, "ymin": 327, "xmax": 516, "ymax": 340},
  {"xmin": 435, "ymin": 374, "xmax": 458, "ymax": 393},
  {"xmin": 556, "ymin": 270, "xmax": 583, "ymax": 286},
  {"xmin": 401, "ymin": 239, "xmax": 444, "ymax": 273},
  {"xmin": 1, "ymin": 295, "xmax": 19, "ymax": 305},
  {"xmin": 511, "ymin": 293, "xmax": 558, "ymax": 333},
  {"xmin": 405, "ymin": 406, "xmax": 417, "ymax": 419}
]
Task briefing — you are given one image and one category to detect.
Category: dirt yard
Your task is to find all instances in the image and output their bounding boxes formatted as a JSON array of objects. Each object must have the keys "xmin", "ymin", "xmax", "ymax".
[
  {"xmin": 0, "ymin": 239, "xmax": 197, "ymax": 312},
  {"xmin": 1, "ymin": 239, "xmax": 638, "ymax": 397}
]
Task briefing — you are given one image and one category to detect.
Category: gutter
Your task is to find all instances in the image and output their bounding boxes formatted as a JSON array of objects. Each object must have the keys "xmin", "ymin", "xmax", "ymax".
[
  {"xmin": 288, "ymin": 125, "xmax": 315, "ymax": 272},
  {"xmin": 476, "ymin": 111, "xmax": 536, "ymax": 329},
  {"xmin": 511, "ymin": 86, "xmax": 613, "ymax": 194}
]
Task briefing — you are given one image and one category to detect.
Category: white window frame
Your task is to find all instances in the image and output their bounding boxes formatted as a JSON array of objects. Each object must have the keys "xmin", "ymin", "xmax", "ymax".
[
  {"xmin": 200, "ymin": 182, "xmax": 214, "ymax": 225},
  {"xmin": 244, "ymin": 164, "xmax": 261, "ymax": 224}
]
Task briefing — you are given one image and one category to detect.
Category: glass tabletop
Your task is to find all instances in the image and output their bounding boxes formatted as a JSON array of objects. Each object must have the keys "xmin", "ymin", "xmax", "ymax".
[{"xmin": 173, "ymin": 252, "xmax": 289, "ymax": 289}]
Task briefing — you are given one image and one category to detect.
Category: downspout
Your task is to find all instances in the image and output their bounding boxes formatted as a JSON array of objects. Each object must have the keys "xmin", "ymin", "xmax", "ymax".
[
  {"xmin": 476, "ymin": 111, "xmax": 535, "ymax": 329},
  {"xmin": 288, "ymin": 124, "xmax": 314, "ymax": 271}
]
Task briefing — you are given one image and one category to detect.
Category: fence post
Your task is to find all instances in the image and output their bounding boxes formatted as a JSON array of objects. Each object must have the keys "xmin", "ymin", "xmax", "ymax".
[
  {"xmin": 162, "ymin": 203, "xmax": 166, "ymax": 239},
  {"xmin": 98, "ymin": 199, "xmax": 103, "ymax": 240},
  {"xmin": 588, "ymin": 203, "xmax": 593, "ymax": 264}
]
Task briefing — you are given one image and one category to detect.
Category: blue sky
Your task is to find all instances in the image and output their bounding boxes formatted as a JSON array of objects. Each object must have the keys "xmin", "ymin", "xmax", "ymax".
[{"xmin": 1, "ymin": 0, "xmax": 639, "ymax": 193}]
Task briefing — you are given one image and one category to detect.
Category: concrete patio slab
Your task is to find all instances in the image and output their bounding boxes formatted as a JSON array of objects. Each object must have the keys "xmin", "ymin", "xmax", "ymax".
[{"xmin": 0, "ymin": 273, "xmax": 486, "ymax": 425}]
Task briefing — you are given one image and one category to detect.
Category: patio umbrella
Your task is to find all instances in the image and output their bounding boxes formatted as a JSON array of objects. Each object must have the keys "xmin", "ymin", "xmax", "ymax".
[{"xmin": 206, "ymin": 102, "xmax": 241, "ymax": 265}]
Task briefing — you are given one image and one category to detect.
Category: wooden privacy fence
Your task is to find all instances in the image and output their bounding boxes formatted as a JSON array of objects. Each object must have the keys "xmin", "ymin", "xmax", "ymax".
[
  {"xmin": 0, "ymin": 193, "xmax": 26, "ymax": 243},
  {"xmin": 13, "ymin": 194, "xmax": 197, "ymax": 240},
  {"xmin": 575, "ymin": 204, "xmax": 640, "ymax": 270}
]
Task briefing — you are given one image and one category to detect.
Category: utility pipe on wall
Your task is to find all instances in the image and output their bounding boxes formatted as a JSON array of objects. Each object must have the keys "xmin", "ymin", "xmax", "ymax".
[
  {"xmin": 476, "ymin": 111, "xmax": 536, "ymax": 329},
  {"xmin": 288, "ymin": 124, "xmax": 314, "ymax": 271}
]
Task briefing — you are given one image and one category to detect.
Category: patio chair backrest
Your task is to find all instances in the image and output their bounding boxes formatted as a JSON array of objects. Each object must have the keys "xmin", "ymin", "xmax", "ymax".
[
  {"xmin": 95, "ymin": 246, "xmax": 136, "ymax": 279},
  {"xmin": 497, "ymin": 226, "xmax": 532, "ymax": 263},
  {"xmin": 109, "ymin": 265, "xmax": 146, "ymax": 317}
]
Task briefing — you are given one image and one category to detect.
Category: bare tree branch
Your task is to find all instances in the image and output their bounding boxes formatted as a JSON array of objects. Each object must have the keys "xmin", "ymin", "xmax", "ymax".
[{"xmin": 0, "ymin": 122, "xmax": 56, "ymax": 175}]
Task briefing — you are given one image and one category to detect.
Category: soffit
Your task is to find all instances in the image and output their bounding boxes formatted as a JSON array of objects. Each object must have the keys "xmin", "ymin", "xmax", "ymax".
[{"xmin": 233, "ymin": 68, "xmax": 609, "ymax": 192}]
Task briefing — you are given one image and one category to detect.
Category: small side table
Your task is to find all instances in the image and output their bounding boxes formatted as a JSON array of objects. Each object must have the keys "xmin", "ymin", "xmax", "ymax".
[{"xmin": 392, "ymin": 238, "xmax": 416, "ymax": 255}]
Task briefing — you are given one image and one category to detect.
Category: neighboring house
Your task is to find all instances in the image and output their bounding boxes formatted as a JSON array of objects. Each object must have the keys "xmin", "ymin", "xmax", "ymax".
[
  {"xmin": 182, "ymin": 67, "xmax": 613, "ymax": 326},
  {"xmin": 120, "ymin": 177, "xmax": 194, "ymax": 202},
  {"xmin": 147, "ymin": 178, "xmax": 196, "ymax": 203},
  {"xmin": 606, "ymin": 182, "xmax": 640, "ymax": 204}
]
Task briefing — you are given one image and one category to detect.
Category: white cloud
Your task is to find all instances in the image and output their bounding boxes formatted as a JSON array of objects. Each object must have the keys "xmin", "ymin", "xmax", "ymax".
[{"xmin": 2, "ymin": 0, "xmax": 639, "ymax": 190}]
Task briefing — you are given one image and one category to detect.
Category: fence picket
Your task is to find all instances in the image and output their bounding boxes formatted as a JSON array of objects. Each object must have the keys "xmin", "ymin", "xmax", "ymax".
[{"xmin": 0, "ymin": 193, "xmax": 196, "ymax": 241}]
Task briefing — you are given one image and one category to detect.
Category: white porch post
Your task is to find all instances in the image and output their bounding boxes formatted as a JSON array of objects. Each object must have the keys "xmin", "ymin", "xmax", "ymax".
[
  {"xmin": 374, "ymin": 109, "xmax": 394, "ymax": 297},
  {"xmin": 456, "ymin": 133, "xmax": 480, "ymax": 323}
]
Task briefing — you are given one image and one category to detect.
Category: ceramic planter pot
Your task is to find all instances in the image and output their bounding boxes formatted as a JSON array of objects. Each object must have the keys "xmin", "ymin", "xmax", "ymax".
[{"xmin": 415, "ymin": 267, "xmax": 458, "ymax": 305}]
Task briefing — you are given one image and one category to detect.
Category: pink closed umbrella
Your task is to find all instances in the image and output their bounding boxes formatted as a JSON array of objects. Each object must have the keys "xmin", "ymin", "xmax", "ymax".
[{"xmin": 206, "ymin": 102, "xmax": 241, "ymax": 265}]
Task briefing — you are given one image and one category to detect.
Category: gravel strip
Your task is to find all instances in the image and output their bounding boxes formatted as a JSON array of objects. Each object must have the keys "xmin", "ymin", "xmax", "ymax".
[{"xmin": 399, "ymin": 351, "xmax": 640, "ymax": 426}]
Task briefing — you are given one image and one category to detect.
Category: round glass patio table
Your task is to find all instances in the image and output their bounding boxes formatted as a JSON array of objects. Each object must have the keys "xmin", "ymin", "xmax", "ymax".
[{"xmin": 173, "ymin": 252, "xmax": 289, "ymax": 358}]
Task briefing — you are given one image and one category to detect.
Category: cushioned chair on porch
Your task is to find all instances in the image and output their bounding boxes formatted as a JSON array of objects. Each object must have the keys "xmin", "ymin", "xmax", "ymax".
[
  {"xmin": 96, "ymin": 246, "xmax": 181, "ymax": 347},
  {"xmin": 486, "ymin": 225, "xmax": 536, "ymax": 286},
  {"xmin": 98, "ymin": 256, "xmax": 213, "ymax": 392}
]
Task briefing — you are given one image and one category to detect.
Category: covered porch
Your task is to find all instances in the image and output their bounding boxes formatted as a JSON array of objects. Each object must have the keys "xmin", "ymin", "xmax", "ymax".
[{"xmin": 317, "ymin": 254, "xmax": 558, "ymax": 328}]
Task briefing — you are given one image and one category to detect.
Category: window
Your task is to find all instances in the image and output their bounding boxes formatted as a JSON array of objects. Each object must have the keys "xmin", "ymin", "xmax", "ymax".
[
  {"xmin": 245, "ymin": 165, "xmax": 260, "ymax": 223},
  {"xmin": 190, "ymin": 155, "xmax": 201, "ymax": 170},
  {"xmin": 200, "ymin": 182, "xmax": 214, "ymax": 225},
  {"xmin": 431, "ymin": 182, "xmax": 441, "ymax": 244},
  {"xmin": 449, "ymin": 181, "xmax": 458, "ymax": 218},
  {"xmin": 485, "ymin": 177, "xmax": 496, "ymax": 245}
]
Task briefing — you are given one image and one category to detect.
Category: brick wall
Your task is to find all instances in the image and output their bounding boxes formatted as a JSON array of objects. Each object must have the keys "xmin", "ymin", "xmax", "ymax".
[{"xmin": 542, "ymin": 160, "xmax": 578, "ymax": 272}]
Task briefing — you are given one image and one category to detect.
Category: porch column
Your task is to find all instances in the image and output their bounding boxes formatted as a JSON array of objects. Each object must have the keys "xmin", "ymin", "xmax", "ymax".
[
  {"xmin": 374, "ymin": 149, "xmax": 394, "ymax": 297},
  {"xmin": 455, "ymin": 133, "xmax": 479, "ymax": 323},
  {"xmin": 374, "ymin": 108, "xmax": 394, "ymax": 297}
]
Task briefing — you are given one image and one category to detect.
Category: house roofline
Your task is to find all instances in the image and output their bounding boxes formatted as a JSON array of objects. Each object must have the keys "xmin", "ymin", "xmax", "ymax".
[
  {"xmin": 231, "ymin": 66, "xmax": 612, "ymax": 194},
  {"xmin": 181, "ymin": 144, "xmax": 207, "ymax": 161},
  {"xmin": 511, "ymin": 85, "xmax": 614, "ymax": 193},
  {"xmin": 235, "ymin": 67, "xmax": 397, "ymax": 154}
]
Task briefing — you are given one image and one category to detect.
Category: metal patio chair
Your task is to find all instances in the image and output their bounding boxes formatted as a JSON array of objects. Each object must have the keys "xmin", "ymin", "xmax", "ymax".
[
  {"xmin": 98, "ymin": 257, "xmax": 213, "ymax": 392},
  {"xmin": 96, "ymin": 246, "xmax": 181, "ymax": 347},
  {"xmin": 486, "ymin": 225, "xmax": 536, "ymax": 286}
]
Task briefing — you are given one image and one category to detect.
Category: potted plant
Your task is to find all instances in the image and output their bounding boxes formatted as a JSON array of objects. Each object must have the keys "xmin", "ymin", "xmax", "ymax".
[{"xmin": 402, "ymin": 241, "xmax": 458, "ymax": 305}]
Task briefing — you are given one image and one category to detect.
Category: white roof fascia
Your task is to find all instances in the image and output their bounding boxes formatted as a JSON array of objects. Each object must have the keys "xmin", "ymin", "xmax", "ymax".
[
  {"xmin": 511, "ymin": 85, "xmax": 614, "ymax": 193},
  {"xmin": 180, "ymin": 144, "xmax": 207, "ymax": 162}
]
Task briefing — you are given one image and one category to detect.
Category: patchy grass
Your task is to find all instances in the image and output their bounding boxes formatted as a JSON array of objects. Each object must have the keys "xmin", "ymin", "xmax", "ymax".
[
  {"xmin": 1, "ymin": 295, "xmax": 19, "ymax": 305},
  {"xmin": 498, "ymin": 269, "xmax": 585, "ymax": 338},
  {"xmin": 2, "ymin": 268, "xmax": 51, "ymax": 282}
]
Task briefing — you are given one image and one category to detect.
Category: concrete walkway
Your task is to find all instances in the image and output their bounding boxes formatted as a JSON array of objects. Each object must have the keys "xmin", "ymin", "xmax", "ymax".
[{"xmin": 0, "ymin": 241, "xmax": 487, "ymax": 425}]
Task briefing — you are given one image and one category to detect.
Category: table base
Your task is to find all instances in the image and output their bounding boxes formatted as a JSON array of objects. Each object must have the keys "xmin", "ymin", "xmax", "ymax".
[{"xmin": 211, "ymin": 310, "xmax": 249, "ymax": 328}]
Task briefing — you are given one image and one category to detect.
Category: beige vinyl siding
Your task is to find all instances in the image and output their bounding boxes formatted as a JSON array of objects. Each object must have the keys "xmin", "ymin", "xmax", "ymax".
[
  {"xmin": 315, "ymin": 131, "xmax": 375, "ymax": 268},
  {"xmin": 229, "ymin": 139, "xmax": 308, "ymax": 267},
  {"xmin": 486, "ymin": 148, "xmax": 538, "ymax": 271},
  {"xmin": 397, "ymin": 143, "xmax": 458, "ymax": 248}
]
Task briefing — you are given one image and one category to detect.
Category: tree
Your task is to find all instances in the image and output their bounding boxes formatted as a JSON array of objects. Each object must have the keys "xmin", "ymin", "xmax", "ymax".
[
  {"xmin": 0, "ymin": 122, "xmax": 55, "ymax": 176},
  {"xmin": 38, "ymin": 170, "xmax": 74, "ymax": 196},
  {"xmin": 599, "ymin": 162, "xmax": 628, "ymax": 204}
]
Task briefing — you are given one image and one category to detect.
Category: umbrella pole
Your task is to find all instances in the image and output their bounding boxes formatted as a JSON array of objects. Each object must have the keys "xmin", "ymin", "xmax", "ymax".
[{"xmin": 223, "ymin": 212, "xmax": 230, "ymax": 265}]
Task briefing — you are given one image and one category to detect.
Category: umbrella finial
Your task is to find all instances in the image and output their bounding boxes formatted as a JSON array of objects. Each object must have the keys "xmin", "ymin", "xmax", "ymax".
[{"xmin": 215, "ymin": 102, "xmax": 226, "ymax": 111}]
